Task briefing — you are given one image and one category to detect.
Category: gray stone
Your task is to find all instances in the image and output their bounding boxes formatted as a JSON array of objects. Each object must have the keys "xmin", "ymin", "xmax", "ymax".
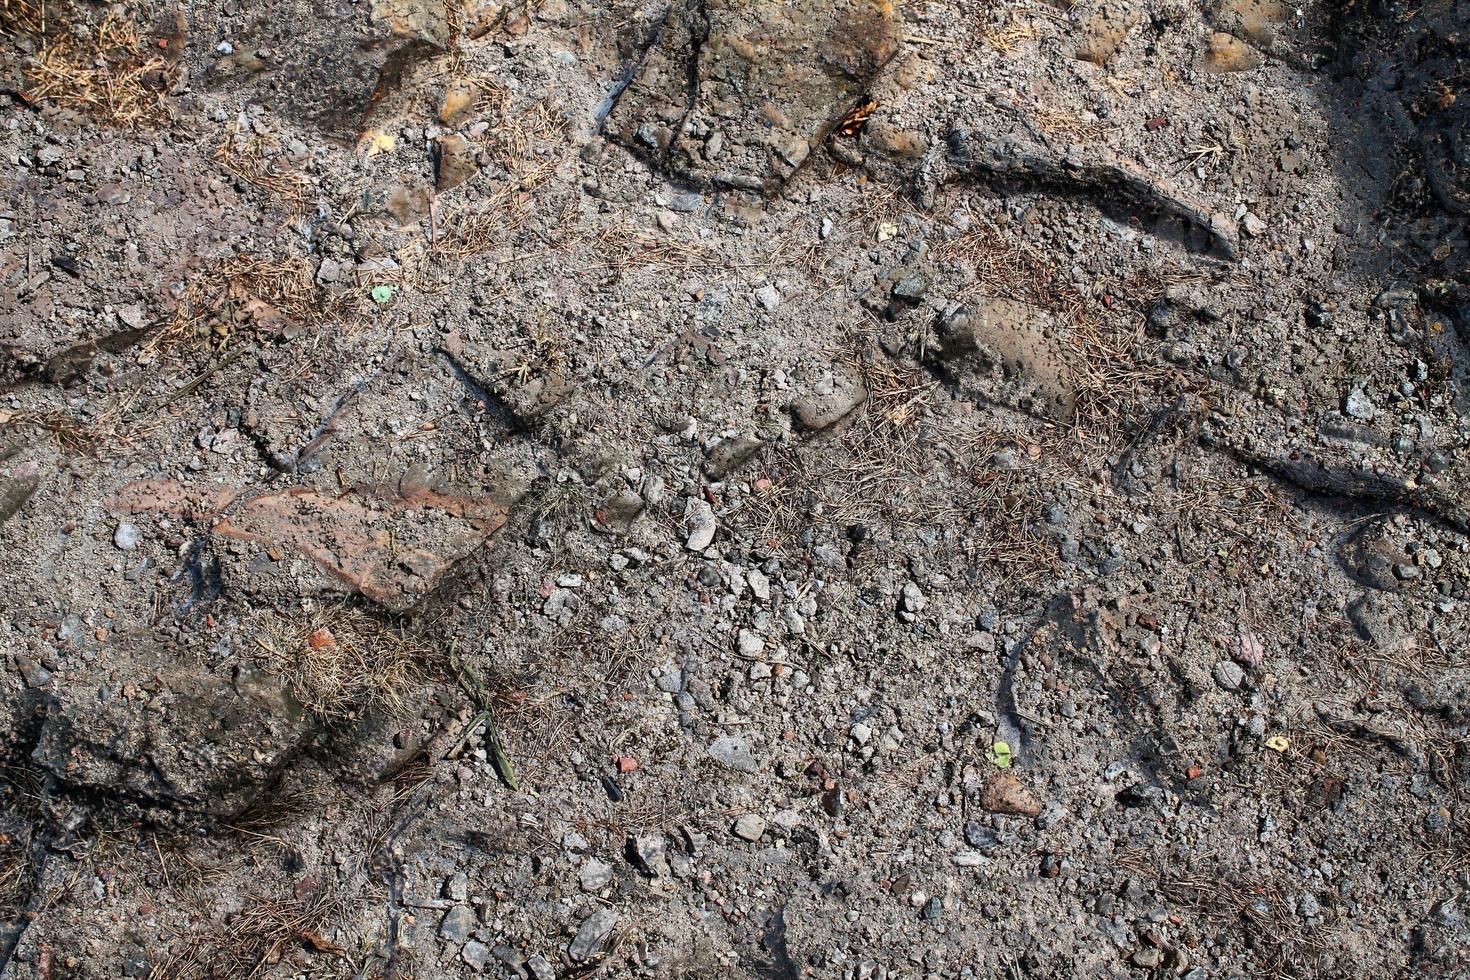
[
  {"xmin": 901, "ymin": 581, "xmax": 926, "ymax": 613},
  {"xmin": 705, "ymin": 436, "xmax": 764, "ymax": 479},
  {"xmin": 684, "ymin": 497, "xmax": 717, "ymax": 551},
  {"xmin": 439, "ymin": 904, "xmax": 477, "ymax": 943},
  {"xmin": 1344, "ymin": 387, "xmax": 1377, "ymax": 421},
  {"xmin": 747, "ymin": 569, "xmax": 771, "ymax": 600},
  {"xmin": 443, "ymin": 871, "xmax": 469, "ymax": 902},
  {"xmin": 18, "ymin": 658, "xmax": 52, "ymax": 689},
  {"xmin": 964, "ymin": 822, "xmax": 997, "ymax": 850},
  {"xmin": 755, "ymin": 284, "xmax": 782, "ymax": 311},
  {"xmin": 708, "ymin": 735, "xmax": 759, "ymax": 773},
  {"xmin": 580, "ymin": 858, "xmax": 614, "ymax": 892},
  {"xmin": 492, "ymin": 945, "xmax": 527, "ymax": 975},
  {"xmin": 628, "ymin": 833, "xmax": 668, "ymax": 876},
  {"xmin": 461, "ymin": 940, "xmax": 492, "ymax": 971},
  {"xmin": 603, "ymin": 0, "xmax": 898, "ymax": 194},
  {"xmin": 113, "ymin": 522, "xmax": 141, "ymax": 551},
  {"xmin": 32, "ymin": 659, "xmax": 312, "ymax": 819},
  {"xmin": 1213, "ymin": 660, "xmax": 1246, "ymax": 691},
  {"xmin": 568, "ymin": 907, "xmax": 621, "ymax": 962},
  {"xmin": 790, "ymin": 372, "xmax": 869, "ymax": 432},
  {"xmin": 526, "ymin": 954, "xmax": 556, "ymax": 980},
  {"xmin": 0, "ymin": 460, "xmax": 42, "ymax": 526}
]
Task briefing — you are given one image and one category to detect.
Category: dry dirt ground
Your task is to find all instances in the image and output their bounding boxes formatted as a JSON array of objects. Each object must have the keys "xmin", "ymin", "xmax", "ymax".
[{"xmin": 2, "ymin": 0, "xmax": 1470, "ymax": 977}]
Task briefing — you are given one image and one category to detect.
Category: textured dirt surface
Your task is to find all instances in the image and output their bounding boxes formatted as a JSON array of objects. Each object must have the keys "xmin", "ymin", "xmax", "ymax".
[{"xmin": 3, "ymin": 1, "xmax": 1470, "ymax": 978}]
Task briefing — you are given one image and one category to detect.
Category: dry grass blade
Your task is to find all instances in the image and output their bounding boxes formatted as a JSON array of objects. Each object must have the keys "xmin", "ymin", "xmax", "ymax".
[
  {"xmin": 149, "ymin": 886, "xmax": 348, "ymax": 980},
  {"xmin": 0, "ymin": 409, "xmax": 95, "ymax": 454}
]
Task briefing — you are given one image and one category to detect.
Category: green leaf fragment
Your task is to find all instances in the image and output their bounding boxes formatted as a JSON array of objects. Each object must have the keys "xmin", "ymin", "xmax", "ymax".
[{"xmin": 987, "ymin": 740, "xmax": 1013, "ymax": 768}]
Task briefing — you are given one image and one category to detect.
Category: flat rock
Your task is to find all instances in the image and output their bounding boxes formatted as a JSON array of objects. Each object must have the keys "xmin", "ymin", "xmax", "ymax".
[
  {"xmin": 927, "ymin": 299, "xmax": 1077, "ymax": 421},
  {"xmin": 207, "ymin": 0, "xmax": 450, "ymax": 138},
  {"xmin": 112, "ymin": 478, "xmax": 507, "ymax": 612},
  {"xmin": 0, "ymin": 458, "xmax": 41, "ymax": 526},
  {"xmin": 603, "ymin": 0, "xmax": 899, "ymax": 194},
  {"xmin": 439, "ymin": 904, "xmax": 477, "ymax": 943},
  {"xmin": 32, "ymin": 656, "xmax": 312, "ymax": 819},
  {"xmin": 709, "ymin": 734, "xmax": 760, "ymax": 773},
  {"xmin": 435, "ymin": 133, "xmax": 479, "ymax": 191},
  {"xmin": 790, "ymin": 370, "xmax": 869, "ymax": 432},
  {"xmin": 568, "ymin": 907, "xmax": 621, "ymax": 963},
  {"xmin": 1204, "ymin": 31, "xmax": 1263, "ymax": 72},
  {"xmin": 732, "ymin": 813, "xmax": 767, "ymax": 841},
  {"xmin": 1072, "ymin": 1, "xmax": 1141, "ymax": 66},
  {"xmin": 580, "ymin": 858, "xmax": 615, "ymax": 892},
  {"xmin": 684, "ymin": 497, "xmax": 717, "ymax": 550}
]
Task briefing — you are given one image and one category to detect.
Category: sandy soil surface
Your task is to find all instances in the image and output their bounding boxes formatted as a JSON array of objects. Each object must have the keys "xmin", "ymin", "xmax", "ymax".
[{"xmin": 2, "ymin": 1, "xmax": 1470, "ymax": 977}]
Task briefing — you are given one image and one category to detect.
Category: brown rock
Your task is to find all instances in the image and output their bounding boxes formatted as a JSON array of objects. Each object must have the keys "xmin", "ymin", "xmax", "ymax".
[
  {"xmin": 864, "ymin": 117, "xmax": 930, "ymax": 163},
  {"xmin": 112, "ymin": 479, "xmax": 507, "ymax": 611},
  {"xmin": 435, "ymin": 133, "xmax": 480, "ymax": 191},
  {"xmin": 1216, "ymin": 0, "xmax": 1285, "ymax": 48},
  {"xmin": 440, "ymin": 78, "xmax": 478, "ymax": 125},
  {"xmin": 1073, "ymin": 1, "xmax": 1140, "ymax": 66},
  {"xmin": 462, "ymin": 0, "xmax": 508, "ymax": 38},
  {"xmin": 980, "ymin": 772, "xmax": 1043, "ymax": 817}
]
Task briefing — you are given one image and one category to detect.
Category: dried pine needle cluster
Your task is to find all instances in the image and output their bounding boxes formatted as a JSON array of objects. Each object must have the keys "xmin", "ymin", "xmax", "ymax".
[
  {"xmin": 213, "ymin": 126, "xmax": 310, "ymax": 214},
  {"xmin": 431, "ymin": 82, "xmax": 570, "ymax": 260},
  {"xmin": 0, "ymin": 0, "xmax": 49, "ymax": 36},
  {"xmin": 146, "ymin": 253, "xmax": 345, "ymax": 355},
  {"xmin": 22, "ymin": 9, "xmax": 177, "ymax": 128},
  {"xmin": 251, "ymin": 607, "xmax": 430, "ymax": 722}
]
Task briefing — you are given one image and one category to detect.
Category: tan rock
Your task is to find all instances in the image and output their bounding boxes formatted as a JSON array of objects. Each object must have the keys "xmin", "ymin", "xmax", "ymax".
[
  {"xmin": 435, "ymin": 133, "xmax": 479, "ymax": 191},
  {"xmin": 928, "ymin": 298, "xmax": 1078, "ymax": 422},
  {"xmin": 980, "ymin": 772, "xmax": 1043, "ymax": 817},
  {"xmin": 1073, "ymin": 2, "xmax": 1140, "ymax": 66},
  {"xmin": 790, "ymin": 371, "xmax": 869, "ymax": 432},
  {"xmin": 1205, "ymin": 31, "xmax": 1263, "ymax": 73},
  {"xmin": 1216, "ymin": 0, "xmax": 1285, "ymax": 48},
  {"xmin": 865, "ymin": 118, "xmax": 929, "ymax": 162},
  {"xmin": 440, "ymin": 78, "xmax": 478, "ymax": 126}
]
